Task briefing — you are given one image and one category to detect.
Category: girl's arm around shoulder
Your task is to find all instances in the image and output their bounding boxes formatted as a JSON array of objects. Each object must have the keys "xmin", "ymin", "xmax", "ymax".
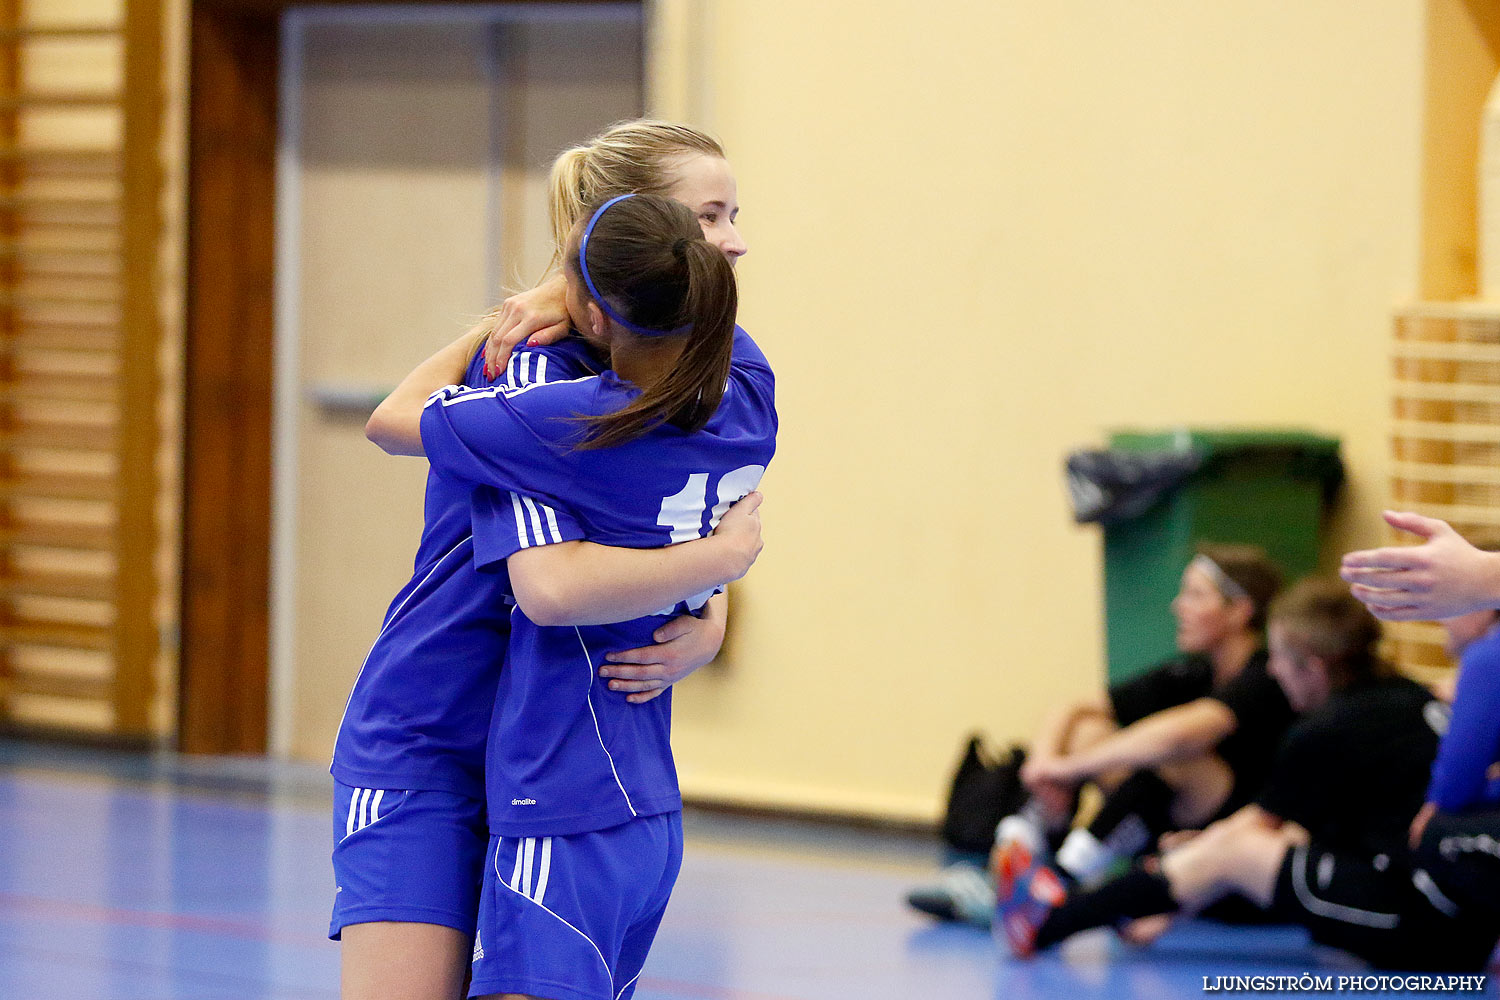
[
  {"xmin": 366, "ymin": 326, "xmax": 487, "ymax": 456},
  {"xmin": 479, "ymin": 272, "xmax": 571, "ymax": 379},
  {"xmin": 419, "ymin": 370, "xmax": 602, "ymax": 491},
  {"xmin": 507, "ymin": 491, "xmax": 763, "ymax": 627},
  {"xmin": 368, "ymin": 322, "xmax": 596, "ymax": 458}
]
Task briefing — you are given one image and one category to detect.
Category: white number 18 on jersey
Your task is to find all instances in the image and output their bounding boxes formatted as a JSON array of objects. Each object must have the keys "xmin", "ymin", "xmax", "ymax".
[{"xmin": 654, "ymin": 465, "xmax": 765, "ymax": 612}]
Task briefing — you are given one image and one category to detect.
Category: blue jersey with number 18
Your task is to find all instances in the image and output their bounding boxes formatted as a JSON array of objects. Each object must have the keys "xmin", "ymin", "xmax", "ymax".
[{"xmin": 419, "ymin": 327, "xmax": 777, "ymax": 837}]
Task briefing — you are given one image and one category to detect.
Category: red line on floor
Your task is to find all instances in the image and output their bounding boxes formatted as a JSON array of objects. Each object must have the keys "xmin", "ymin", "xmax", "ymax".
[{"xmin": 0, "ymin": 890, "xmax": 324, "ymax": 948}]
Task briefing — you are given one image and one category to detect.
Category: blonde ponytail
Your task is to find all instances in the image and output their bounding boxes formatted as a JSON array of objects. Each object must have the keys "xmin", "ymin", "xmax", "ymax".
[
  {"xmin": 544, "ymin": 120, "xmax": 726, "ymax": 270},
  {"xmin": 547, "ymin": 146, "xmax": 593, "ymax": 256}
]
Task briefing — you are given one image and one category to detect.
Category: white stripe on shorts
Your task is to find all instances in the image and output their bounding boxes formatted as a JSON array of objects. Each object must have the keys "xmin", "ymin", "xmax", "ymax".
[
  {"xmin": 533, "ymin": 837, "xmax": 552, "ymax": 904},
  {"xmin": 345, "ymin": 787, "xmax": 361, "ymax": 838},
  {"xmin": 615, "ymin": 970, "xmax": 642, "ymax": 1000},
  {"xmin": 509, "ymin": 839, "xmax": 525, "ymax": 892},
  {"xmin": 522, "ymin": 837, "xmax": 536, "ymax": 898},
  {"xmin": 492, "ymin": 839, "xmax": 614, "ymax": 990}
]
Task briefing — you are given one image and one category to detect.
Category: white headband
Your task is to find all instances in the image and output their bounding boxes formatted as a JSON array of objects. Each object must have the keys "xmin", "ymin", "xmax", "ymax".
[{"xmin": 1190, "ymin": 554, "xmax": 1250, "ymax": 603}]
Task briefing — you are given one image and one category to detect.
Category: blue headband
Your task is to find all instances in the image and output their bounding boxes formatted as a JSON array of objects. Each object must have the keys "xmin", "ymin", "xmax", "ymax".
[{"xmin": 578, "ymin": 193, "xmax": 693, "ymax": 337}]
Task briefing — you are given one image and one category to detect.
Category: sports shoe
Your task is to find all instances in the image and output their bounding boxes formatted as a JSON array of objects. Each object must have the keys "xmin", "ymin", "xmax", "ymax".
[
  {"xmin": 993, "ymin": 839, "xmax": 1067, "ymax": 958},
  {"xmin": 994, "ymin": 813, "xmax": 1047, "ymax": 882},
  {"xmin": 904, "ymin": 861, "xmax": 995, "ymax": 929},
  {"xmin": 993, "ymin": 812, "xmax": 1054, "ymax": 903}
]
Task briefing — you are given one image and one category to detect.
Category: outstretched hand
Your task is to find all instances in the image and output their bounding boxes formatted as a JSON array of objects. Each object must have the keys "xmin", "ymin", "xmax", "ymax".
[{"xmin": 1340, "ymin": 511, "xmax": 1500, "ymax": 620}]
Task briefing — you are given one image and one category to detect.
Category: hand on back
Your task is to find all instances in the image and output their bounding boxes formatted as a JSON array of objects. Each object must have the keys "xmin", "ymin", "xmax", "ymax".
[{"xmin": 480, "ymin": 274, "xmax": 572, "ymax": 379}]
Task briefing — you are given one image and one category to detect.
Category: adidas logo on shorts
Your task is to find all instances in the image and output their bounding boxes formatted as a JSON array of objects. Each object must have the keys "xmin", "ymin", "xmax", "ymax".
[{"xmin": 472, "ymin": 932, "xmax": 483, "ymax": 963}]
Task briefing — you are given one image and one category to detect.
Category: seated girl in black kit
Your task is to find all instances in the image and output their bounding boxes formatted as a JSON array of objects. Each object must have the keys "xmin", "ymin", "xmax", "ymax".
[
  {"xmin": 908, "ymin": 544, "xmax": 1290, "ymax": 927},
  {"xmin": 998, "ymin": 546, "xmax": 1293, "ymax": 880},
  {"xmin": 1003, "ymin": 578, "xmax": 1499, "ymax": 971}
]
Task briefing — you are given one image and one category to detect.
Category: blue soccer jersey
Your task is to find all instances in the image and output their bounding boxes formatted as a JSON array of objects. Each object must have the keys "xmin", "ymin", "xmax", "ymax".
[
  {"xmin": 330, "ymin": 337, "xmax": 600, "ymax": 799},
  {"xmin": 420, "ymin": 327, "xmax": 777, "ymax": 836}
]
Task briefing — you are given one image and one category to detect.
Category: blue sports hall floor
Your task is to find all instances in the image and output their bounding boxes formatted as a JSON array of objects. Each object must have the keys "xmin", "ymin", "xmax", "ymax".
[{"xmin": 0, "ymin": 739, "xmax": 1490, "ymax": 999}]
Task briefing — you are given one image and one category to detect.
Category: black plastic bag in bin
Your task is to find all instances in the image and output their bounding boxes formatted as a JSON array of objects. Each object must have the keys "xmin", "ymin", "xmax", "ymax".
[{"xmin": 1065, "ymin": 448, "xmax": 1203, "ymax": 526}]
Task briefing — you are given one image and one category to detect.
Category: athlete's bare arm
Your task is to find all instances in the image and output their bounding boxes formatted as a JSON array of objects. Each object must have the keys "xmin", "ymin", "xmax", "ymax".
[
  {"xmin": 1018, "ymin": 694, "xmax": 1120, "ymax": 815},
  {"xmin": 1021, "ymin": 698, "xmax": 1235, "ymax": 785},
  {"xmin": 508, "ymin": 492, "xmax": 762, "ymax": 627},
  {"xmin": 1034, "ymin": 695, "xmax": 1116, "ymax": 759},
  {"xmin": 366, "ymin": 327, "xmax": 484, "ymax": 456}
]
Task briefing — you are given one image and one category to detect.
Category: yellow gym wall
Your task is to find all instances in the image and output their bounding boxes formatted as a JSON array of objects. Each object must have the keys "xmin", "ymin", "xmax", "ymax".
[{"xmin": 650, "ymin": 1, "xmax": 1427, "ymax": 821}]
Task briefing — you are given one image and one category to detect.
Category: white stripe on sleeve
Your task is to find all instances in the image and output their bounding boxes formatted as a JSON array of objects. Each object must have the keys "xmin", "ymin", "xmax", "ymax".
[
  {"xmin": 423, "ymin": 386, "xmax": 457, "ymax": 408},
  {"xmin": 434, "ymin": 375, "xmax": 594, "ymax": 407},
  {"xmin": 540, "ymin": 503, "xmax": 563, "ymax": 543},
  {"xmin": 510, "ymin": 492, "xmax": 531, "ymax": 550},
  {"xmin": 520, "ymin": 496, "xmax": 546, "ymax": 545}
]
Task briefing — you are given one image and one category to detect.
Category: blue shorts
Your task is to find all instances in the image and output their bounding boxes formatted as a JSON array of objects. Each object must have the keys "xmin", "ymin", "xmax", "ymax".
[
  {"xmin": 468, "ymin": 812, "xmax": 684, "ymax": 1000},
  {"xmin": 328, "ymin": 780, "xmax": 488, "ymax": 939}
]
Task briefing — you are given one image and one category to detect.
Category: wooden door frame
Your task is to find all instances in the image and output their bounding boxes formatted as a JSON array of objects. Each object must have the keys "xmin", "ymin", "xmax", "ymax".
[{"xmin": 180, "ymin": 0, "xmax": 637, "ymax": 754}]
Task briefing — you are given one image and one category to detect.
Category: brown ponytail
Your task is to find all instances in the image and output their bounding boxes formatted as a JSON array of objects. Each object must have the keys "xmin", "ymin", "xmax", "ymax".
[{"xmin": 566, "ymin": 194, "xmax": 736, "ymax": 450}]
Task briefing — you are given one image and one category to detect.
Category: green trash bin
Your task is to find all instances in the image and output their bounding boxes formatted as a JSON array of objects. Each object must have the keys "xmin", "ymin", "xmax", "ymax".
[{"xmin": 1073, "ymin": 428, "xmax": 1343, "ymax": 684}]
